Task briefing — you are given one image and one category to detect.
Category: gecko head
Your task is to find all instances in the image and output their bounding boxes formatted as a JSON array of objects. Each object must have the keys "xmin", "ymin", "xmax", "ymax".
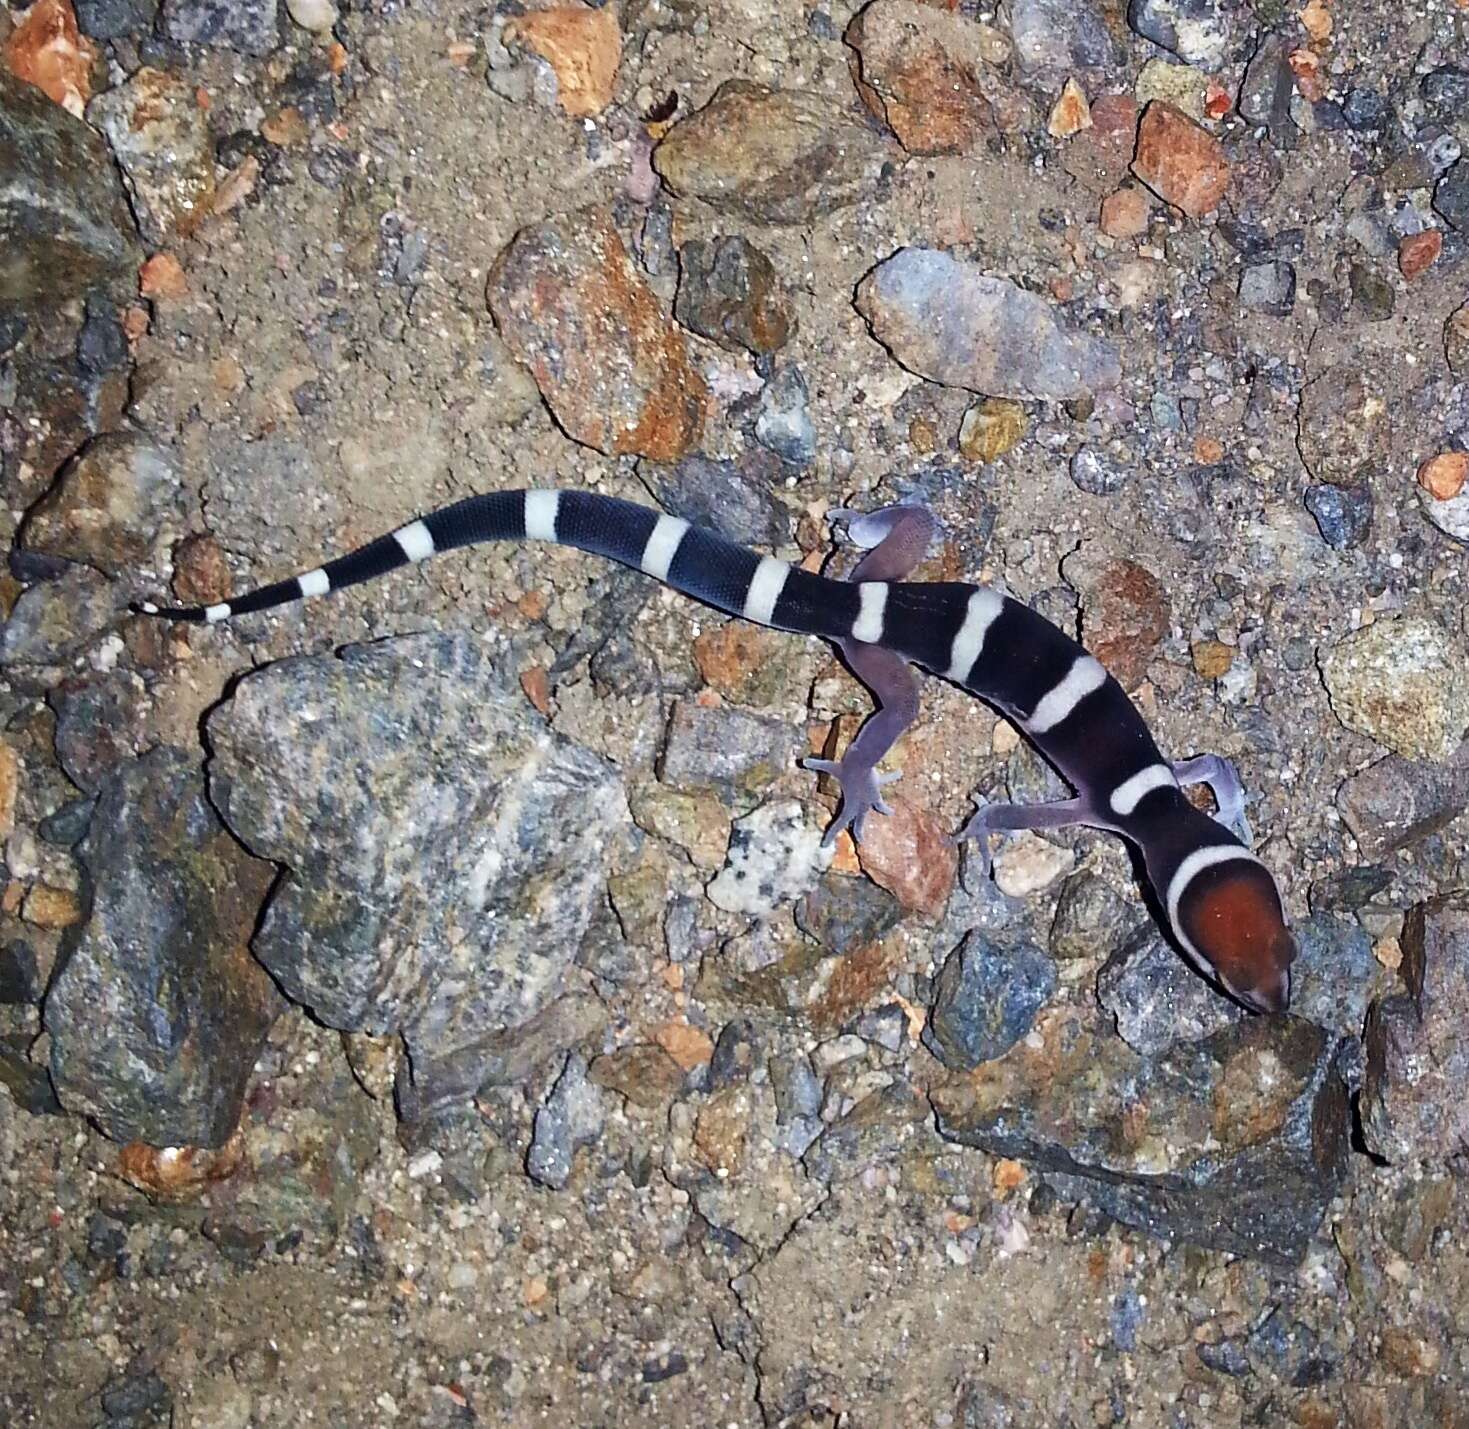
[{"xmin": 1172, "ymin": 855, "xmax": 1297, "ymax": 1014}]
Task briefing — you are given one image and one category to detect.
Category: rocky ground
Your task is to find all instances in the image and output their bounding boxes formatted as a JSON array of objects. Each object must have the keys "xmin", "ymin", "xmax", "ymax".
[{"xmin": 3, "ymin": 0, "xmax": 1469, "ymax": 1424}]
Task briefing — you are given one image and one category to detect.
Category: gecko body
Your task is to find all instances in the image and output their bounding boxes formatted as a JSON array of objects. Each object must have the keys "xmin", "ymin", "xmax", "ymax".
[{"xmin": 140, "ymin": 487, "xmax": 1296, "ymax": 1013}]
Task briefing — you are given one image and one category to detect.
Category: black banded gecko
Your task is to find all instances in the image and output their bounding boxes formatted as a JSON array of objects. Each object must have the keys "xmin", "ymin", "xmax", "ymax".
[{"xmin": 139, "ymin": 488, "xmax": 1297, "ymax": 1014}]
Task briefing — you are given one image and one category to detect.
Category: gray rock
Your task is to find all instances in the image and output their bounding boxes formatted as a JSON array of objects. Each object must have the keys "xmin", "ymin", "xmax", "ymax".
[
  {"xmin": 162, "ymin": 0, "xmax": 279, "ymax": 54},
  {"xmin": 707, "ymin": 799, "xmax": 830, "ymax": 915},
  {"xmin": 1422, "ymin": 485, "xmax": 1469, "ymax": 546},
  {"xmin": 0, "ymin": 71, "xmax": 140, "ymax": 307},
  {"xmin": 709, "ymin": 1018, "xmax": 759, "ymax": 1087},
  {"xmin": 923, "ymin": 933, "xmax": 1057, "ymax": 1069},
  {"xmin": 1337, "ymin": 740, "xmax": 1469, "ymax": 859},
  {"xmin": 207, "ymin": 634, "xmax": 629, "ymax": 1111},
  {"xmin": 0, "ymin": 566, "xmax": 127, "ymax": 667},
  {"xmin": 932, "ymin": 1012, "xmax": 1349, "ymax": 1264},
  {"xmin": 1305, "ymin": 482, "xmax": 1372, "ymax": 550},
  {"xmin": 1289, "ymin": 915, "xmax": 1377, "ymax": 1038},
  {"xmin": 75, "ymin": 0, "xmax": 158, "ymax": 37},
  {"xmin": 754, "ymin": 366, "xmax": 816, "ymax": 468},
  {"xmin": 1348, "ymin": 262, "xmax": 1395, "ymax": 322},
  {"xmin": 638, "ymin": 450, "xmax": 791, "ymax": 550},
  {"xmin": 0, "ymin": 942, "xmax": 39, "ymax": 1004},
  {"xmin": 957, "ymin": 1380, "xmax": 1035, "ymax": 1428},
  {"xmin": 1069, "ymin": 446, "xmax": 1129, "ymax": 495},
  {"xmin": 527, "ymin": 1053, "xmax": 604, "ymax": 1190},
  {"xmin": 1127, "ymin": 0, "xmax": 1229, "ymax": 70},
  {"xmin": 54, "ymin": 671, "xmax": 152, "ymax": 794},
  {"xmin": 1049, "ymin": 871, "xmax": 1134, "ymax": 961},
  {"xmin": 659, "ymin": 699, "xmax": 801, "ymax": 812},
  {"xmin": 1238, "ymin": 32, "xmax": 1297, "ymax": 144},
  {"xmin": 1319, "ymin": 617, "xmax": 1469, "ymax": 763},
  {"xmin": 1096, "ymin": 926, "xmax": 1243, "ymax": 1056},
  {"xmin": 653, "ymin": 81, "xmax": 891, "ymax": 226},
  {"xmin": 1239, "ymin": 260, "xmax": 1296, "ymax": 316},
  {"xmin": 1435, "ymin": 162, "xmax": 1469, "ymax": 231},
  {"xmin": 1423, "ymin": 67, "xmax": 1469, "ymax": 124},
  {"xmin": 1005, "ymin": 0, "xmax": 1117, "ymax": 86},
  {"xmin": 770, "ymin": 1051, "xmax": 822, "ymax": 1122},
  {"xmin": 46, "ymin": 748, "xmax": 281, "ymax": 1147},
  {"xmin": 1362, "ymin": 896, "xmax": 1469, "ymax": 1164},
  {"xmin": 675, "ymin": 236, "xmax": 792, "ymax": 355},
  {"xmin": 795, "ymin": 871, "xmax": 903, "ymax": 954},
  {"xmin": 1296, "ymin": 363, "xmax": 1391, "ymax": 485},
  {"xmin": 89, "ymin": 67, "xmax": 216, "ymax": 248},
  {"xmin": 857, "ymin": 250, "xmax": 1121, "ymax": 401}
]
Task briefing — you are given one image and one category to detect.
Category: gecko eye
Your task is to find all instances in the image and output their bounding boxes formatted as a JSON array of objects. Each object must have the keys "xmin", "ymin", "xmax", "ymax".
[{"xmin": 1177, "ymin": 861, "xmax": 1297, "ymax": 1015}]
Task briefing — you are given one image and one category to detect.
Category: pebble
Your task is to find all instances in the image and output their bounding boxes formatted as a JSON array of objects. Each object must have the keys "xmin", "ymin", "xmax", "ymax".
[
  {"xmin": 0, "ymin": 564, "xmax": 126, "ymax": 666},
  {"xmin": 1049, "ymin": 871, "xmax": 1133, "ymax": 962},
  {"xmin": 284, "ymin": 0, "xmax": 337, "ymax": 35},
  {"xmin": 1006, "ymin": 0, "xmax": 1116, "ymax": 88},
  {"xmin": 0, "ymin": 941, "xmax": 39, "ymax": 1003},
  {"xmin": 1135, "ymin": 58, "xmax": 1207, "ymax": 123},
  {"xmin": 754, "ymin": 365, "xmax": 816, "ymax": 467},
  {"xmin": 1099, "ymin": 186, "xmax": 1150, "ymax": 239},
  {"xmin": 659, "ymin": 700, "xmax": 800, "ymax": 812},
  {"xmin": 1399, "ymin": 229, "xmax": 1442, "ymax": 280},
  {"xmin": 1131, "ymin": 101, "xmax": 1229, "ymax": 218},
  {"xmin": 502, "ymin": 5, "xmax": 621, "ymax": 118},
  {"xmin": 1422, "ymin": 66, "xmax": 1469, "ymax": 124},
  {"xmin": 1304, "ymin": 481, "xmax": 1372, "ymax": 549},
  {"xmin": 489, "ymin": 206, "xmax": 705, "ymax": 461},
  {"xmin": 922, "ymin": 933, "xmax": 1057, "ymax": 1069},
  {"xmin": 992, "ymin": 832, "xmax": 1073, "ymax": 897},
  {"xmin": 90, "ymin": 66, "xmax": 216, "ymax": 247},
  {"xmin": 74, "ymin": 0, "xmax": 156, "ymax": 39},
  {"xmin": 1417, "ymin": 452, "xmax": 1468, "ymax": 502},
  {"xmin": 1421, "ymin": 482, "xmax": 1469, "ymax": 545},
  {"xmin": 856, "ymin": 248, "xmax": 1120, "ymax": 401},
  {"xmin": 958, "ymin": 398, "xmax": 1027, "ymax": 463},
  {"xmin": 638, "ymin": 450, "xmax": 789, "ymax": 550},
  {"xmin": 1047, "ymin": 79, "xmax": 1092, "ymax": 140},
  {"xmin": 846, "ymin": 0, "xmax": 1020, "ymax": 154},
  {"xmin": 5, "ymin": 0, "xmax": 96, "ymax": 117},
  {"xmin": 653, "ymin": 80, "xmax": 891, "ymax": 225},
  {"xmin": 1433, "ymin": 161, "xmax": 1469, "ymax": 231},
  {"xmin": 1348, "ymin": 262, "xmax": 1395, "ymax": 322},
  {"xmin": 1097, "ymin": 926, "xmax": 1243, "ymax": 1056},
  {"xmin": 1237, "ymin": 32, "xmax": 1296, "ymax": 143},
  {"xmin": 527, "ymin": 1053, "xmax": 604, "ymax": 1190},
  {"xmin": 1336, "ymin": 739, "xmax": 1469, "ymax": 861},
  {"xmin": 628, "ymin": 785, "xmax": 729, "ymax": 870},
  {"xmin": 794, "ymin": 871, "xmax": 902, "ymax": 955},
  {"xmin": 1127, "ymin": 0, "xmax": 1229, "ymax": 71},
  {"xmin": 674, "ymin": 236, "xmax": 792, "ymax": 356},
  {"xmin": 854, "ymin": 797, "xmax": 956, "ymax": 916},
  {"xmin": 1319, "ymin": 617, "xmax": 1469, "ymax": 763},
  {"xmin": 1295, "ymin": 363, "xmax": 1390, "ymax": 484},
  {"xmin": 161, "ymin": 0, "xmax": 279, "ymax": 55},
  {"xmin": 707, "ymin": 799, "xmax": 831, "ymax": 915},
  {"xmin": 1069, "ymin": 446, "xmax": 1129, "ymax": 495},
  {"xmin": 1073, "ymin": 554, "xmax": 1170, "ymax": 689},
  {"xmin": 1288, "ymin": 915, "xmax": 1377, "ymax": 1038},
  {"xmin": 1238, "ymin": 260, "xmax": 1296, "ymax": 316}
]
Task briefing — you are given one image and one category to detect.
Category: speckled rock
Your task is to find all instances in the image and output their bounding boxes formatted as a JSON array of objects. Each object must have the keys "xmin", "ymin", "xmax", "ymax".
[
  {"xmin": 527, "ymin": 1052, "xmax": 605, "ymax": 1189},
  {"xmin": 0, "ymin": 69, "xmax": 140, "ymax": 305},
  {"xmin": 1289, "ymin": 914, "xmax": 1378, "ymax": 1038},
  {"xmin": 855, "ymin": 797, "xmax": 957, "ymax": 916},
  {"xmin": 1337, "ymin": 740, "xmax": 1469, "ymax": 860},
  {"xmin": 675, "ymin": 236, "xmax": 792, "ymax": 356},
  {"xmin": 1096, "ymin": 926, "xmax": 1243, "ymax": 1055},
  {"xmin": 45, "ymin": 747, "xmax": 280, "ymax": 1147},
  {"xmin": 1049, "ymin": 871, "xmax": 1135, "ymax": 962},
  {"xmin": 627, "ymin": 784, "xmax": 730, "ymax": 870},
  {"xmin": 708, "ymin": 799, "xmax": 831, "ymax": 915},
  {"xmin": 1131, "ymin": 102, "xmax": 1229, "ymax": 218},
  {"xmin": 856, "ymin": 249, "xmax": 1120, "ymax": 401},
  {"xmin": 795, "ymin": 871, "xmax": 903, "ymax": 954},
  {"xmin": 89, "ymin": 67, "xmax": 216, "ymax": 246},
  {"xmin": 653, "ymin": 80, "xmax": 892, "ymax": 226},
  {"xmin": 1069, "ymin": 445, "xmax": 1129, "ymax": 495},
  {"xmin": 1127, "ymin": 0, "xmax": 1229, "ymax": 70},
  {"xmin": 207, "ymin": 634, "xmax": 629, "ymax": 1110},
  {"xmin": 1305, "ymin": 481, "xmax": 1373, "ymax": 550},
  {"xmin": 1362, "ymin": 896, "xmax": 1469, "ymax": 1164},
  {"xmin": 1005, "ymin": 0, "xmax": 1117, "ymax": 87},
  {"xmin": 958, "ymin": 398, "xmax": 1027, "ymax": 464},
  {"xmin": 659, "ymin": 700, "xmax": 800, "ymax": 813},
  {"xmin": 1296, "ymin": 363, "xmax": 1390, "ymax": 485},
  {"xmin": 0, "ymin": 564, "xmax": 127, "ymax": 667},
  {"xmin": 53, "ymin": 670, "xmax": 153, "ymax": 793},
  {"xmin": 1319, "ymin": 618, "xmax": 1469, "ymax": 763},
  {"xmin": 161, "ymin": 0, "xmax": 278, "ymax": 55},
  {"xmin": 1421, "ymin": 484, "xmax": 1469, "ymax": 546},
  {"xmin": 1238, "ymin": 260, "xmax": 1296, "ymax": 316},
  {"xmin": 1435, "ymin": 162, "xmax": 1469, "ymax": 231},
  {"xmin": 1134, "ymin": 58, "xmax": 1206, "ymax": 122},
  {"xmin": 845, "ymin": 0, "xmax": 1023, "ymax": 154},
  {"xmin": 1238, "ymin": 31, "xmax": 1297, "ymax": 143},
  {"xmin": 638, "ymin": 450, "xmax": 791, "ymax": 550},
  {"xmin": 74, "ymin": 0, "xmax": 159, "ymax": 40},
  {"xmin": 22, "ymin": 433, "xmax": 179, "ymax": 577},
  {"xmin": 487, "ymin": 205, "xmax": 706, "ymax": 461},
  {"xmin": 1071, "ymin": 554, "xmax": 1170, "ymax": 690},
  {"xmin": 932, "ymin": 1010, "xmax": 1349, "ymax": 1264},
  {"xmin": 923, "ymin": 933, "xmax": 1057, "ymax": 1069}
]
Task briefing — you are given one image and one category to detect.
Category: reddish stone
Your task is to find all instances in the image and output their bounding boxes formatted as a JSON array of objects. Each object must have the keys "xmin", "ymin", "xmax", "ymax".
[
  {"xmin": 171, "ymin": 533, "xmax": 231, "ymax": 605},
  {"xmin": 1399, "ymin": 230, "xmax": 1443, "ymax": 282},
  {"xmin": 1079, "ymin": 560, "xmax": 1170, "ymax": 690},
  {"xmin": 1099, "ymin": 186, "xmax": 1149, "ymax": 239},
  {"xmin": 2, "ymin": 0, "xmax": 96, "ymax": 117},
  {"xmin": 1088, "ymin": 92, "xmax": 1139, "ymax": 140},
  {"xmin": 1131, "ymin": 101, "xmax": 1230, "ymax": 219},
  {"xmin": 856, "ymin": 796, "xmax": 956, "ymax": 917},
  {"xmin": 1418, "ymin": 452, "xmax": 1469, "ymax": 502}
]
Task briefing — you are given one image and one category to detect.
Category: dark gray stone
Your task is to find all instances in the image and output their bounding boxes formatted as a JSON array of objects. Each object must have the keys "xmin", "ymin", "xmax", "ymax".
[
  {"xmin": 1349, "ymin": 262, "xmax": 1395, "ymax": 321},
  {"xmin": 1238, "ymin": 33, "xmax": 1297, "ymax": 144},
  {"xmin": 38, "ymin": 797, "xmax": 95, "ymax": 847},
  {"xmin": 0, "ymin": 942, "xmax": 38, "ymax": 1004},
  {"xmin": 1246, "ymin": 1308, "xmax": 1334, "ymax": 1386},
  {"xmin": 709, "ymin": 1018, "xmax": 759, "ymax": 1087},
  {"xmin": 1289, "ymin": 914, "xmax": 1377, "ymax": 1039},
  {"xmin": 1096, "ymin": 926, "xmax": 1243, "ymax": 1056},
  {"xmin": 46, "ymin": 748, "xmax": 281, "ymax": 1147},
  {"xmin": 1239, "ymin": 260, "xmax": 1296, "ymax": 316},
  {"xmin": 932, "ymin": 1012, "xmax": 1349, "ymax": 1264},
  {"xmin": 53, "ymin": 671, "xmax": 153, "ymax": 794},
  {"xmin": 1069, "ymin": 446, "xmax": 1129, "ymax": 496},
  {"xmin": 638, "ymin": 451, "xmax": 791, "ymax": 550},
  {"xmin": 1341, "ymin": 88, "xmax": 1388, "ymax": 132},
  {"xmin": 1423, "ymin": 67, "xmax": 1469, "ymax": 124},
  {"xmin": 675, "ymin": 236, "xmax": 792, "ymax": 356},
  {"xmin": 795, "ymin": 871, "xmax": 903, "ymax": 954},
  {"xmin": 207, "ymin": 634, "xmax": 629, "ymax": 1113},
  {"xmin": 1126, "ymin": 0, "xmax": 1228, "ymax": 69},
  {"xmin": 527, "ymin": 1052, "xmax": 604, "ymax": 1190},
  {"xmin": 1047, "ymin": 872, "xmax": 1133, "ymax": 964},
  {"xmin": 658, "ymin": 699, "xmax": 800, "ymax": 811},
  {"xmin": 770, "ymin": 1050, "xmax": 822, "ymax": 1122},
  {"xmin": 923, "ymin": 933, "xmax": 1057, "ymax": 1070},
  {"xmin": 0, "ymin": 566, "xmax": 127, "ymax": 668},
  {"xmin": 75, "ymin": 0, "xmax": 159, "ymax": 39},
  {"xmin": 1336, "ymin": 740, "xmax": 1469, "ymax": 860},
  {"xmin": 754, "ymin": 365, "xmax": 815, "ymax": 467},
  {"xmin": 1434, "ymin": 162, "xmax": 1469, "ymax": 231},
  {"xmin": 162, "ymin": 0, "xmax": 278, "ymax": 54},
  {"xmin": 0, "ymin": 71, "xmax": 141, "ymax": 307},
  {"xmin": 1007, "ymin": 0, "xmax": 1117, "ymax": 85},
  {"xmin": 1305, "ymin": 481, "xmax": 1372, "ymax": 549}
]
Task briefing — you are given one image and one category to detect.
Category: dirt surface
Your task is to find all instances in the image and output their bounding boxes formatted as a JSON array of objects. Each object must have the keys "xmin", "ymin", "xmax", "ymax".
[{"xmin": 4, "ymin": 0, "xmax": 1469, "ymax": 1425}]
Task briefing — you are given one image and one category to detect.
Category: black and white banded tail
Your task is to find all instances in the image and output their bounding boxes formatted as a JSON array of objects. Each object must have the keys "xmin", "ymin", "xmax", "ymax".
[{"xmin": 138, "ymin": 488, "xmax": 867, "ymax": 643}]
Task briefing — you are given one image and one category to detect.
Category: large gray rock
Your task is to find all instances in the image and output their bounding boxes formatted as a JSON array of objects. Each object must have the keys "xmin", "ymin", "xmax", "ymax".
[
  {"xmin": 1096, "ymin": 926, "xmax": 1242, "ymax": 1055},
  {"xmin": 46, "ymin": 748, "xmax": 281, "ymax": 1147},
  {"xmin": 207, "ymin": 634, "xmax": 630, "ymax": 1109},
  {"xmin": 1362, "ymin": 896, "xmax": 1469, "ymax": 1164},
  {"xmin": 0, "ymin": 71, "xmax": 140, "ymax": 306},
  {"xmin": 856, "ymin": 249, "xmax": 1121, "ymax": 401},
  {"xmin": 932, "ymin": 1010, "xmax": 1349, "ymax": 1264},
  {"xmin": 1336, "ymin": 740, "xmax": 1469, "ymax": 860}
]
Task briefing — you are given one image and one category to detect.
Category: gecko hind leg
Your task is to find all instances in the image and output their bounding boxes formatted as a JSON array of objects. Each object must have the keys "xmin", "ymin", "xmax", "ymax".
[
  {"xmin": 1171, "ymin": 754, "xmax": 1252, "ymax": 846},
  {"xmin": 953, "ymin": 797, "xmax": 1110, "ymax": 879}
]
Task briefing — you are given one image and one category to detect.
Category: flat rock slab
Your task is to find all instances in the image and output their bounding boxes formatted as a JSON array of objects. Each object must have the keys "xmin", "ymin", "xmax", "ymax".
[
  {"xmin": 932, "ymin": 1009, "xmax": 1349, "ymax": 1265},
  {"xmin": 855, "ymin": 249, "xmax": 1121, "ymax": 401},
  {"xmin": 46, "ymin": 747, "xmax": 281, "ymax": 1147},
  {"xmin": 207, "ymin": 633, "xmax": 628, "ymax": 1110}
]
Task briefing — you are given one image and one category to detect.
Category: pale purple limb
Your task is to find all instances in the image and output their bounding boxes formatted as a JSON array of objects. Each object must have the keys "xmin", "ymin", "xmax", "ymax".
[
  {"xmin": 1171, "ymin": 753, "xmax": 1252, "ymax": 845},
  {"xmin": 952, "ymin": 796, "xmax": 1102, "ymax": 879}
]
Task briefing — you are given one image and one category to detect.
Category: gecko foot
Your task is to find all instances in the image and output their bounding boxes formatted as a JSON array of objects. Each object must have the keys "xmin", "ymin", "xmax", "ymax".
[
  {"xmin": 802, "ymin": 757, "xmax": 902, "ymax": 846},
  {"xmin": 951, "ymin": 796, "xmax": 1093, "ymax": 879}
]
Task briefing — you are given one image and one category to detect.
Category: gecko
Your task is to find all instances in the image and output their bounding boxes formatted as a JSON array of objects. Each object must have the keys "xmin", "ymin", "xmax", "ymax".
[{"xmin": 138, "ymin": 487, "xmax": 1297, "ymax": 1013}]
